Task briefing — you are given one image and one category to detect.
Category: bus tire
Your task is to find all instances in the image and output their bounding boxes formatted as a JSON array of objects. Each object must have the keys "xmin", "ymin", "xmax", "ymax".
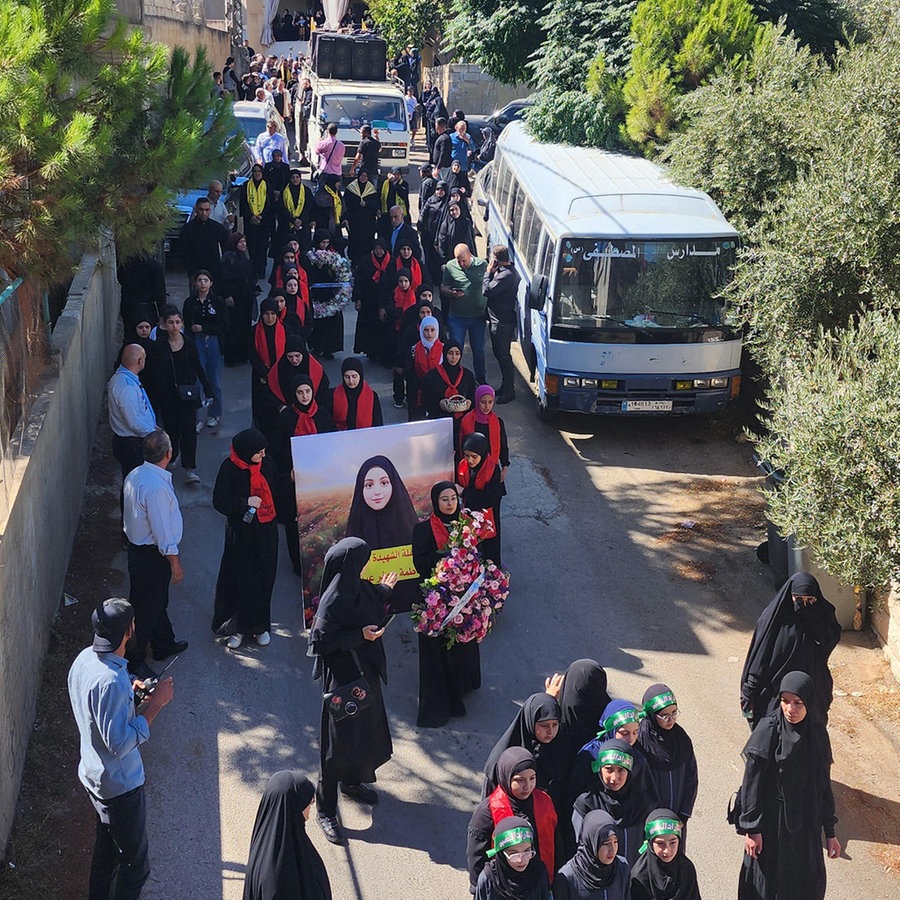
[{"xmin": 536, "ymin": 397, "xmax": 556, "ymax": 423}]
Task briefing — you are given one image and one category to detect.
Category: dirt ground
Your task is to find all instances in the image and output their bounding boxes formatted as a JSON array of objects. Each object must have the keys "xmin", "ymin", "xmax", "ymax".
[{"xmin": 1, "ymin": 407, "xmax": 899, "ymax": 897}]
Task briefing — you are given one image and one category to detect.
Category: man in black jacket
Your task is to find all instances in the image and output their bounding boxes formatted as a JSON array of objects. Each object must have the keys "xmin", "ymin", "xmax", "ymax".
[
  {"xmin": 179, "ymin": 197, "xmax": 229, "ymax": 284},
  {"xmin": 431, "ymin": 117, "xmax": 453, "ymax": 182},
  {"xmin": 483, "ymin": 244, "xmax": 520, "ymax": 403}
]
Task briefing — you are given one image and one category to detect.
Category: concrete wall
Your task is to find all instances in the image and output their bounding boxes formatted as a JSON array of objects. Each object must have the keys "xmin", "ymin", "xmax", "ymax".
[
  {"xmin": 118, "ymin": 0, "xmax": 232, "ymax": 61},
  {"xmin": 0, "ymin": 236, "xmax": 119, "ymax": 856},
  {"xmin": 424, "ymin": 63, "xmax": 527, "ymax": 116},
  {"xmin": 872, "ymin": 582, "xmax": 900, "ymax": 684}
]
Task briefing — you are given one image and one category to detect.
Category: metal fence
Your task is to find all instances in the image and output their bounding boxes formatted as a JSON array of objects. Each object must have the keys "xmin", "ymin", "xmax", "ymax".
[{"xmin": 0, "ymin": 275, "xmax": 48, "ymax": 521}]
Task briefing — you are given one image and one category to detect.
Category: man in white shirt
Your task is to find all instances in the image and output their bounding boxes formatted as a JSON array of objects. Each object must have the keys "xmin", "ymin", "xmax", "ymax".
[
  {"xmin": 108, "ymin": 345, "xmax": 157, "ymax": 480},
  {"xmin": 204, "ymin": 180, "xmax": 233, "ymax": 227},
  {"xmin": 123, "ymin": 429, "xmax": 187, "ymax": 680},
  {"xmin": 254, "ymin": 119, "xmax": 288, "ymax": 165}
]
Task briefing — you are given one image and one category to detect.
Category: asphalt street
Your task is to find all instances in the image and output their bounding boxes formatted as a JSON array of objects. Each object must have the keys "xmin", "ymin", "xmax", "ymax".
[{"xmin": 131, "ymin": 289, "xmax": 899, "ymax": 898}]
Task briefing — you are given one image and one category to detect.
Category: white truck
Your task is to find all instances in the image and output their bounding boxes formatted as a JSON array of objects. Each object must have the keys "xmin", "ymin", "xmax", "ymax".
[{"xmin": 301, "ymin": 70, "xmax": 411, "ymax": 175}]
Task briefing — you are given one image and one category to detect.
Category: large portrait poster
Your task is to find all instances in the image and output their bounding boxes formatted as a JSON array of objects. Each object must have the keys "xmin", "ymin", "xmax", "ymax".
[{"xmin": 291, "ymin": 419, "xmax": 455, "ymax": 612}]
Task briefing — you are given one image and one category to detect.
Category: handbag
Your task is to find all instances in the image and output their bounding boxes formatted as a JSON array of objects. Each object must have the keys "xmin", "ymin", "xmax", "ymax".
[
  {"xmin": 727, "ymin": 786, "xmax": 747, "ymax": 835},
  {"xmin": 176, "ymin": 382, "xmax": 201, "ymax": 404},
  {"xmin": 323, "ymin": 650, "xmax": 371, "ymax": 722}
]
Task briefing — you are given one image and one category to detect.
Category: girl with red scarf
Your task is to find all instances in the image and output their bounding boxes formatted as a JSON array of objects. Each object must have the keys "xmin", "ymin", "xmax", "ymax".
[
  {"xmin": 394, "ymin": 241, "xmax": 423, "ymax": 291},
  {"xmin": 406, "ymin": 314, "xmax": 442, "ymax": 421},
  {"xmin": 411, "ymin": 481, "xmax": 481, "ymax": 727},
  {"xmin": 332, "ymin": 357, "xmax": 383, "ymax": 430},
  {"xmin": 458, "ymin": 431, "xmax": 503, "ymax": 565},
  {"xmin": 352, "ymin": 239, "xmax": 392, "ymax": 362},
  {"xmin": 212, "ymin": 429, "xmax": 283, "ymax": 649},
  {"xmin": 249, "ymin": 298, "xmax": 287, "ymax": 433},
  {"xmin": 422, "ymin": 340, "xmax": 477, "ymax": 447},
  {"xmin": 459, "ymin": 385, "xmax": 509, "ymax": 478},
  {"xmin": 266, "ymin": 335, "xmax": 330, "ymax": 412}
]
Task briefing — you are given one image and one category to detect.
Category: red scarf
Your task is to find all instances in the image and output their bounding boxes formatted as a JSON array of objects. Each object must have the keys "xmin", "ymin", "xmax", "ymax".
[
  {"xmin": 292, "ymin": 401, "xmax": 319, "ymax": 436},
  {"xmin": 266, "ymin": 355, "xmax": 324, "ymax": 404},
  {"xmin": 393, "ymin": 284, "xmax": 418, "ymax": 326},
  {"xmin": 429, "ymin": 514, "xmax": 451, "ymax": 550},
  {"xmin": 436, "ymin": 364, "xmax": 466, "ymax": 418},
  {"xmin": 371, "ymin": 251, "xmax": 391, "ymax": 283},
  {"xmin": 395, "ymin": 255, "xmax": 423, "ymax": 291},
  {"xmin": 332, "ymin": 383, "xmax": 376, "ymax": 430},
  {"xmin": 413, "ymin": 339, "xmax": 443, "ymax": 379},
  {"xmin": 228, "ymin": 449, "xmax": 276, "ymax": 523},
  {"xmin": 459, "ymin": 412, "xmax": 501, "ymax": 463},
  {"xmin": 456, "ymin": 453, "xmax": 497, "ymax": 491},
  {"xmin": 252, "ymin": 320, "xmax": 286, "ymax": 369},
  {"xmin": 487, "ymin": 786, "xmax": 557, "ymax": 882},
  {"xmin": 286, "ymin": 290, "xmax": 308, "ymax": 328}
]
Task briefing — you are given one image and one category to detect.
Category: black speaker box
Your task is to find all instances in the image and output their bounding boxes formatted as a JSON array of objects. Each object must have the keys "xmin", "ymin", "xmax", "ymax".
[
  {"xmin": 313, "ymin": 34, "xmax": 352, "ymax": 80},
  {"xmin": 311, "ymin": 33, "xmax": 386, "ymax": 81},
  {"xmin": 351, "ymin": 38, "xmax": 387, "ymax": 82}
]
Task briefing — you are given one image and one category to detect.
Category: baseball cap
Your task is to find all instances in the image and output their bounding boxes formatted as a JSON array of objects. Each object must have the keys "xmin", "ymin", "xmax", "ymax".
[{"xmin": 92, "ymin": 598, "xmax": 134, "ymax": 653}]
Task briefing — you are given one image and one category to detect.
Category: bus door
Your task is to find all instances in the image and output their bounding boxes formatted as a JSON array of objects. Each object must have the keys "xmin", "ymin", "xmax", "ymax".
[{"xmin": 527, "ymin": 233, "xmax": 554, "ymax": 385}]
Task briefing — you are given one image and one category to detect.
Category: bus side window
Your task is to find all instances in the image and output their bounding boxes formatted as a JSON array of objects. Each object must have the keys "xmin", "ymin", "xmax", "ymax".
[
  {"xmin": 494, "ymin": 157, "xmax": 510, "ymax": 217},
  {"xmin": 509, "ymin": 182, "xmax": 526, "ymax": 239},
  {"xmin": 523, "ymin": 208, "xmax": 542, "ymax": 273},
  {"xmin": 539, "ymin": 232, "xmax": 554, "ymax": 277}
]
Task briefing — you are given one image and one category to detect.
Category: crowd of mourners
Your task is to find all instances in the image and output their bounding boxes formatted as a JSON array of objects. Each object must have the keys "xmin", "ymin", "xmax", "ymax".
[{"xmin": 73, "ymin": 11, "xmax": 849, "ymax": 899}]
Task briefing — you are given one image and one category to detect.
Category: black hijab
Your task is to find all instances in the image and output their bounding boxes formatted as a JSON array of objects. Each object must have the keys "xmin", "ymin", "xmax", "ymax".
[
  {"xmin": 243, "ymin": 771, "xmax": 331, "ymax": 900},
  {"xmin": 558, "ymin": 659, "xmax": 613, "ymax": 755},
  {"xmin": 493, "ymin": 747, "xmax": 538, "ymax": 821},
  {"xmin": 275, "ymin": 335, "xmax": 313, "ymax": 402},
  {"xmin": 630, "ymin": 808, "xmax": 700, "ymax": 900},
  {"xmin": 462, "ymin": 431, "xmax": 491, "ymax": 467},
  {"xmin": 233, "ymin": 428, "xmax": 267, "ymax": 463},
  {"xmin": 482, "ymin": 693, "xmax": 562, "ymax": 797},
  {"xmin": 440, "ymin": 339, "xmax": 463, "ymax": 380},
  {"xmin": 741, "ymin": 571, "xmax": 840, "ymax": 722},
  {"xmin": 637, "ymin": 683, "xmax": 693, "ymax": 771},
  {"xmin": 568, "ymin": 809, "xmax": 619, "ymax": 890},
  {"xmin": 292, "ymin": 374, "xmax": 315, "ymax": 413},
  {"xmin": 576, "ymin": 738, "xmax": 645, "ymax": 826},
  {"xmin": 345, "ymin": 455, "xmax": 419, "ymax": 549},
  {"xmin": 430, "ymin": 480, "xmax": 459, "ymax": 524},
  {"xmin": 481, "ymin": 815, "xmax": 546, "ymax": 900}
]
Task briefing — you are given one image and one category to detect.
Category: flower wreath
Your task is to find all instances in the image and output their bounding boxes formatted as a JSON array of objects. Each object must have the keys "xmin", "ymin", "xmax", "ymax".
[
  {"xmin": 306, "ymin": 248, "xmax": 353, "ymax": 317},
  {"xmin": 411, "ymin": 509, "xmax": 510, "ymax": 648}
]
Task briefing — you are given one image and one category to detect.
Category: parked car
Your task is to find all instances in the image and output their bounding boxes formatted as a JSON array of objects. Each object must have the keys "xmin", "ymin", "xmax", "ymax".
[{"xmin": 466, "ymin": 97, "xmax": 535, "ymax": 155}]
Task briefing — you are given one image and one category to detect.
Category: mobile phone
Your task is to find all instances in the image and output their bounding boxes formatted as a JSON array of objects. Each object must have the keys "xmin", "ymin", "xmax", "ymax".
[{"xmin": 381, "ymin": 614, "xmax": 396, "ymax": 629}]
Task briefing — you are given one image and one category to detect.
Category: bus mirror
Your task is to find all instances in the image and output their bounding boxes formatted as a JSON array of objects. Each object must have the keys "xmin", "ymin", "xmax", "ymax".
[
  {"xmin": 528, "ymin": 274, "xmax": 547, "ymax": 311},
  {"xmin": 476, "ymin": 198, "xmax": 487, "ymax": 208}
]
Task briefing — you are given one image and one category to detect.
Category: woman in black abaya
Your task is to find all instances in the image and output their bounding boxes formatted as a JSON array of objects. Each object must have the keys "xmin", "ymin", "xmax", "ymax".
[
  {"xmin": 243, "ymin": 771, "xmax": 332, "ymax": 900},
  {"xmin": 212, "ymin": 429, "xmax": 282, "ymax": 650},
  {"xmin": 737, "ymin": 671, "xmax": 840, "ymax": 900},
  {"xmin": 411, "ymin": 481, "xmax": 480, "ymax": 727},
  {"xmin": 458, "ymin": 431, "xmax": 503, "ymax": 565},
  {"xmin": 307, "ymin": 538, "xmax": 396, "ymax": 846},
  {"xmin": 631, "ymin": 809, "xmax": 701, "ymax": 900},
  {"xmin": 740, "ymin": 572, "xmax": 841, "ymax": 729},
  {"xmin": 554, "ymin": 809, "xmax": 631, "ymax": 900},
  {"xmin": 482, "ymin": 693, "xmax": 564, "ymax": 805},
  {"xmin": 475, "ymin": 816, "xmax": 551, "ymax": 900}
]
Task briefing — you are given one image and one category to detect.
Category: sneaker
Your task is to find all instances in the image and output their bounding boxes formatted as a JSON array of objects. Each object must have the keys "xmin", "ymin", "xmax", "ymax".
[
  {"xmin": 255, "ymin": 631, "xmax": 271, "ymax": 646},
  {"xmin": 185, "ymin": 469, "xmax": 200, "ymax": 484},
  {"xmin": 226, "ymin": 633, "xmax": 243, "ymax": 650},
  {"xmin": 317, "ymin": 814, "xmax": 345, "ymax": 845},
  {"xmin": 206, "ymin": 417, "xmax": 219, "ymax": 429},
  {"xmin": 195, "ymin": 420, "xmax": 205, "ymax": 433},
  {"xmin": 393, "ymin": 399, "xmax": 405, "ymax": 408}
]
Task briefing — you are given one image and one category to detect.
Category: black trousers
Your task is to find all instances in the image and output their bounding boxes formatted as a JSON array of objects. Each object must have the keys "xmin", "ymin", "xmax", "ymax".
[
  {"xmin": 86, "ymin": 785, "xmax": 150, "ymax": 900},
  {"xmin": 125, "ymin": 543, "xmax": 175, "ymax": 668},
  {"xmin": 111, "ymin": 435, "xmax": 145, "ymax": 480},
  {"xmin": 490, "ymin": 322, "xmax": 516, "ymax": 396}
]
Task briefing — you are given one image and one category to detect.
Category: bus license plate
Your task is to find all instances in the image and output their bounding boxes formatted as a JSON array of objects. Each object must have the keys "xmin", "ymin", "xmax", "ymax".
[{"xmin": 621, "ymin": 400, "xmax": 673, "ymax": 412}]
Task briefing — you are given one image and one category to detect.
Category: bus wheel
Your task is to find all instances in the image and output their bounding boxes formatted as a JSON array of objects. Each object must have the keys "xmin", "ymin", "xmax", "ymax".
[{"xmin": 536, "ymin": 397, "xmax": 556, "ymax": 423}]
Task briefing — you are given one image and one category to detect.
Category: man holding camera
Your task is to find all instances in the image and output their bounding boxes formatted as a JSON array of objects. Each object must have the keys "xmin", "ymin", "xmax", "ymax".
[{"xmin": 68, "ymin": 598, "xmax": 174, "ymax": 899}]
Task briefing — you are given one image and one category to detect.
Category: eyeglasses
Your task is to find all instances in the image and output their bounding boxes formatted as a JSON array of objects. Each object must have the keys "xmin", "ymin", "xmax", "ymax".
[
  {"xmin": 504, "ymin": 849, "xmax": 535, "ymax": 864},
  {"xmin": 656, "ymin": 709, "xmax": 679, "ymax": 723}
]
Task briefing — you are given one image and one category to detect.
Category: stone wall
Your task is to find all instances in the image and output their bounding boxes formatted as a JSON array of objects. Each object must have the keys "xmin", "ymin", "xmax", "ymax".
[
  {"xmin": 118, "ymin": 0, "xmax": 232, "ymax": 61},
  {"xmin": 0, "ymin": 237, "xmax": 120, "ymax": 856},
  {"xmin": 424, "ymin": 63, "xmax": 527, "ymax": 116},
  {"xmin": 871, "ymin": 582, "xmax": 900, "ymax": 684}
]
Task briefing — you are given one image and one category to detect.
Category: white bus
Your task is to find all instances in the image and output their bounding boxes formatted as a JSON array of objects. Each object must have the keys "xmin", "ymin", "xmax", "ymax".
[{"xmin": 475, "ymin": 123, "xmax": 742, "ymax": 419}]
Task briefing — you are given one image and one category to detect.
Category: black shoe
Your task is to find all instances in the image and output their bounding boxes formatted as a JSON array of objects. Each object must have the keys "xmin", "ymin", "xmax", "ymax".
[
  {"xmin": 128, "ymin": 662, "xmax": 158, "ymax": 682},
  {"xmin": 151, "ymin": 640, "xmax": 188, "ymax": 661},
  {"xmin": 495, "ymin": 393, "xmax": 516, "ymax": 404},
  {"xmin": 340, "ymin": 783, "xmax": 379, "ymax": 805},
  {"xmin": 317, "ymin": 814, "xmax": 345, "ymax": 845}
]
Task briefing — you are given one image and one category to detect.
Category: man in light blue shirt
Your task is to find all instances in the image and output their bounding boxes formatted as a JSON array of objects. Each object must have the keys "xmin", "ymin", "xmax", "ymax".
[
  {"xmin": 123, "ymin": 429, "xmax": 187, "ymax": 679},
  {"xmin": 253, "ymin": 119, "xmax": 288, "ymax": 165},
  {"xmin": 68, "ymin": 598, "xmax": 174, "ymax": 899},
  {"xmin": 108, "ymin": 344, "xmax": 157, "ymax": 480}
]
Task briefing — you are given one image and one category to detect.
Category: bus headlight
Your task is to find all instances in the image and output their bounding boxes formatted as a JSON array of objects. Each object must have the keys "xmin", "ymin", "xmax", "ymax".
[
  {"xmin": 581, "ymin": 378, "xmax": 598, "ymax": 388},
  {"xmin": 693, "ymin": 379, "xmax": 711, "ymax": 388},
  {"xmin": 563, "ymin": 377, "xmax": 580, "ymax": 388},
  {"xmin": 710, "ymin": 377, "xmax": 729, "ymax": 388},
  {"xmin": 674, "ymin": 380, "xmax": 692, "ymax": 391},
  {"xmin": 545, "ymin": 374, "xmax": 560, "ymax": 395},
  {"xmin": 600, "ymin": 380, "xmax": 619, "ymax": 390}
]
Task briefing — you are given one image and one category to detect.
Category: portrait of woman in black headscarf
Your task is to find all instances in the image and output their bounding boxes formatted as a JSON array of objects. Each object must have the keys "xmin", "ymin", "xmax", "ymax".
[
  {"xmin": 307, "ymin": 538, "xmax": 397, "ymax": 846},
  {"xmin": 740, "ymin": 572, "xmax": 841, "ymax": 729},
  {"xmin": 411, "ymin": 480, "xmax": 481, "ymax": 727},
  {"xmin": 737, "ymin": 671, "xmax": 840, "ymax": 900},
  {"xmin": 243, "ymin": 771, "xmax": 332, "ymax": 900},
  {"xmin": 555, "ymin": 809, "xmax": 631, "ymax": 900}
]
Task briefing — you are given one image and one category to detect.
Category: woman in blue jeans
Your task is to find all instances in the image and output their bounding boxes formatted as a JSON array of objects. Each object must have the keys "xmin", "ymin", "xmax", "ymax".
[{"xmin": 182, "ymin": 269, "xmax": 229, "ymax": 430}]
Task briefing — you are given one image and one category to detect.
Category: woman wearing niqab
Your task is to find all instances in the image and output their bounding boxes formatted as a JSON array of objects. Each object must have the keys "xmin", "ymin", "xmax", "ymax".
[
  {"xmin": 243, "ymin": 771, "xmax": 332, "ymax": 900},
  {"xmin": 411, "ymin": 481, "xmax": 481, "ymax": 726},
  {"xmin": 554, "ymin": 809, "xmax": 631, "ymax": 900},
  {"xmin": 307, "ymin": 538, "xmax": 394, "ymax": 844},
  {"xmin": 737, "ymin": 671, "xmax": 839, "ymax": 900},
  {"xmin": 630, "ymin": 808, "xmax": 700, "ymax": 900},
  {"xmin": 740, "ymin": 572, "xmax": 840, "ymax": 728}
]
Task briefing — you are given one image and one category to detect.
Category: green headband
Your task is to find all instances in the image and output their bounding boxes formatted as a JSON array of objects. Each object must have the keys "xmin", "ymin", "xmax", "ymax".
[
  {"xmin": 602, "ymin": 707, "xmax": 641, "ymax": 735},
  {"xmin": 485, "ymin": 826, "xmax": 534, "ymax": 858},
  {"xmin": 591, "ymin": 747, "xmax": 634, "ymax": 774},
  {"xmin": 639, "ymin": 816, "xmax": 682, "ymax": 854},
  {"xmin": 644, "ymin": 691, "xmax": 677, "ymax": 715}
]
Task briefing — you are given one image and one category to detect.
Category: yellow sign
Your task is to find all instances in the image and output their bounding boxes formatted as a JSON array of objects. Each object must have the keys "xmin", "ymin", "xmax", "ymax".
[{"xmin": 361, "ymin": 544, "xmax": 419, "ymax": 583}]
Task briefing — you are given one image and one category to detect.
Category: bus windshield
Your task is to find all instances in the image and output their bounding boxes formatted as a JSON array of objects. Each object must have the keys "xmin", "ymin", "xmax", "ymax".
[
  {"xmin": 320, "ymin": 95, "xmax": 407, "ymax": 131},
  {"xmin": 555, "ymin": 238, "xmax": 737, "ymax": 329}
]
